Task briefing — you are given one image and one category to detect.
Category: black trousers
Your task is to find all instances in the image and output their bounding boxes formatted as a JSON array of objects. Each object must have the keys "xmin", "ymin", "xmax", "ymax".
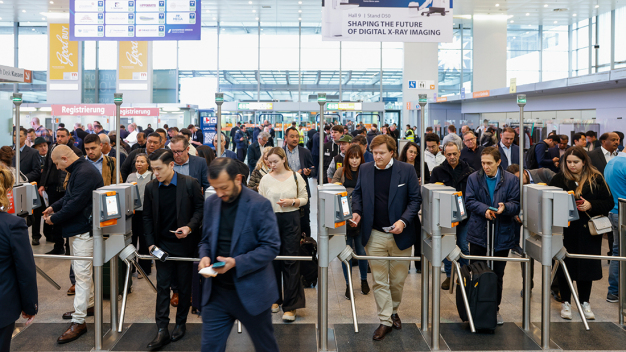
[
  {"xmin": 31, "ymin": 204, "xmax": 44, "ymax": 241},
  {"xmin": 237, "ymin": 148, "xmax": 247, "ymax": 162},
  {"xmin": 155, "ymin": 260, "xmax": 193, "ymax": 328},
  {"xmin": 557, "ymin": 268, "xmax": 593, "ymax": 304},
  {"xmin": 0, "ymin": 322, "xmax": 14, "ymax": 352},
  {"xmin": 131, "ymin": 211, "xmax": 151, "ymax": 275},
  {"xmin": 45, "ymin": 189, "xmax": 65, "ymax": 251},
  {"xmin": 521, "ymin": 259, "xmax": 560, "ymax": 292},
  {"xmin": 273, "ymin": 211, "xmax": 306, "ymax": 312},
  {"xmin": 470, "ymin": 244, "xmax": 509, "ymax": 309},
  {"xmin": 201, "ymin": 286, "xmax": 279, "ymax": 352},
  {"xmin": 300, "ymin": 202, "xmax": 311, "ymax": 237}
]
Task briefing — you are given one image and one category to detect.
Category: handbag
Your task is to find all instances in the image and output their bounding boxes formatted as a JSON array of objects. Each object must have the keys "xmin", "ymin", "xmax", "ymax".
[
  {"xmin": 585, "ymin": 212, "xmax": 612, "ymax": 236},
  {"xmin": 292, "ymin": 172, "xmax": 305, "ymax": 217}
]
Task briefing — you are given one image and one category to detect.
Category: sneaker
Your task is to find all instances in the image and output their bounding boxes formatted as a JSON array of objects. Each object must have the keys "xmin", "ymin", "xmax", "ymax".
[
  {"xmin": 345, "ymin": 286, "xmax": 351, "ymax": 300},
  {"xmin": 271, "ymin": 304, "xmax": 280, "ymax": 313},
  {"xmin": 282, "ymin": 310, "xmax": 296, "ymax": 322},
  {"xmin": 496, "ymin": 312, "xmax": 504, "ymax": 325},
  {"xmin": 560, "ymin": 302, "xmax": 572, "ymax": 320},
  {"xmin": 361, "ymin": 280, "xmax": 370, "ymax": 295},
  {"xmin": 607, "ymin": 293, "xmax": 619, "ymax": 303},
  {"xmin": 582, "ymin": 302, "xmax": 595, "ymax": 320},
  {"xmin": 441, "ymin": 277, "xmax": 450, "ymax": 290},
  {"xmin": 440, "ymin": 266, "xmax": 445, "ymax": 273}
]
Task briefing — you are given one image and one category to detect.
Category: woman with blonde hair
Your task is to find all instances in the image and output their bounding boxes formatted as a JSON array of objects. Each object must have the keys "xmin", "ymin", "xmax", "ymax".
[
  {"xmin": 549, "ymin": 146, "xmax": 613, "ymax": 320},
  {"xmin": 0, "ymin": 167, "xmax": 38, "ymax": 351},
  {"xmin": 247, "ymin": 146, "xmax": 272, "ymax": 191},
  {"xmin": 258, "ymin": 147, "xmax": 307, "ymax": 322}
]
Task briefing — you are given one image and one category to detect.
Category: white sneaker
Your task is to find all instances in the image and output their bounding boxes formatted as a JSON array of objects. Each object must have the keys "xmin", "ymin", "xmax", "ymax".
[
  {"xmin": 441, "ymin": 266, "xmax": 445, "ymax": 273},
  {"xmin": 560, "ymin": 302, "xmax": 572, "ymax": 320},
  {"xmin": 496, "ymin": 312, "xmax": 504, "ymax": 325},
  {"xmin": 271, "ymin": 304, "xmax": 280, "ymax": 313},
  {"xmin": 582, "ymin": 302, "xmax": 595, "ymax": 320}
]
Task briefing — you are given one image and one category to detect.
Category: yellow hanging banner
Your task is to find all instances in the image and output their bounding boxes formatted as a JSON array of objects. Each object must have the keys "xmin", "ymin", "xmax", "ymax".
[
  {"xmin": 49, "ymin": 23, "xmax": 79, "ymax": 81},
  {"xmin": 118, "ymin": 41, "xmax": 148, "ymax": 81}
]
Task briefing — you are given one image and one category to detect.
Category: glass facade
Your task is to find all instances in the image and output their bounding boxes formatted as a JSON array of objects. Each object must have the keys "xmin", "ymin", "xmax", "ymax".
[{"xmin": 438, "ymin": 24, "xmax": 472, "ymax": 96}]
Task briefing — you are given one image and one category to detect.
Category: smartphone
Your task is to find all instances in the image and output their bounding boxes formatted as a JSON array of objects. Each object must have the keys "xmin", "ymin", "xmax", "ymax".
[
  {"xmin": 169, "ymin": 230, "xmax": 183, "ymax": 234},
  {"xmin": 382, "ymin": 225, "xmax": 395, "ymax": 233},
  {"xmin": 348, "ymin": 218, "xmax": 357, "ymax": 225},
  {"xmin": 488, "ymin": 207, "xmax": 498, "ymax": 212},
  {"xmin": 575, "ymin": 200, "xmax": 584, "ymax": 206},
  {"xmin": 150, "ymin": 246, "xmax": 169, "ymax": 262},
  {"xmin": 212, "ymin": 261, "xmax": 226, "ymax": 269}
]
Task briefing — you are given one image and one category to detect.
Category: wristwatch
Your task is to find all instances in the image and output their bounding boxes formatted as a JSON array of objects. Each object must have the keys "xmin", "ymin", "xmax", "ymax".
[{"xmin": 292, "ymin": 200, "xmax": 296, "ymax": 206}]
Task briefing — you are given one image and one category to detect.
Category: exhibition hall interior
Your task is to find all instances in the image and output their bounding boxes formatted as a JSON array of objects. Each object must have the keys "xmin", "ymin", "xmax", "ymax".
[{"xmin": 2, "ymin": 0, "xmax": 626, "ymax": 351}]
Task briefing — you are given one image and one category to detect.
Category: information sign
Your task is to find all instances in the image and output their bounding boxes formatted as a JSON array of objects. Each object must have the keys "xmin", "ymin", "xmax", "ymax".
[{"xmin": 199, "ymin": 109, "xmax": 217, "ymax": 148}]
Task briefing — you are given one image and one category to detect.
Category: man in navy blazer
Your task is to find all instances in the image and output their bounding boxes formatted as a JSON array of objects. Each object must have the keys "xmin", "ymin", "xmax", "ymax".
[
  {"xmin": 13, "ymin": 128, "xmax": 42, "ymax": 183},
  {"xmin": 284, "ymin": 127, "xmax": 315, "ymax": 236},
  {"xmin": 0, "ymin": 209, "xmax": 38, "ymax": 351},
  {"xmin": 497, "ymin": 128, "xmax": 520, "ymax": 170},
  {"xmin": 247, "ymin": 131, "xmax": 270, "ymax": 171},
  {"xmin": 351, "ymin": 135, "xmax": 422, "ymax": 341},
  {"xmin": 198, "ymin": 157, "xmax": 281, "ymax": 352},
  {"xmin": 170, "ymin": 135, "xmax": 210, "ymax": 191}
]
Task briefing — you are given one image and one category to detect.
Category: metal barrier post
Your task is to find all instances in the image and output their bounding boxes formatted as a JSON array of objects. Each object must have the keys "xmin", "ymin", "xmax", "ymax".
[
  {"xmin": 430, "ymin": 195, "xmax": 442, "ymax": 350},
  {"xmin": 216, "ymin": 93, "xmax": 224, "ymax": 157},
  {"xmin": 418, "ymin": 94, "xmax": 429, "ymax": 334},
  {"xmin": 92, "ymin": 200, "xmax": 105, "ymax": 351},
  {"xmin": 540, "ymin": 191, "xmax": 553, "ymax": 348},
  {"xmin": 12, "ymin": 93, "xmax": 22, "ymax": 186},
  {"xmin": 617, "ymin": 198, "xmax": 626, "ymax": 326},
  {"xmin": 110, "ymin": 255, "xmax": 119, "ymax": 335},
  {"xmin": 517, "ymin": 94, "xmax": 531, "ymax": 331},
  {"xmin": 341, "ymin": 259, "xmax": 359, "ymax": 333},
  {"xmin": 113, "ymin": 93, "xmax": 122, "ymax": 185}
]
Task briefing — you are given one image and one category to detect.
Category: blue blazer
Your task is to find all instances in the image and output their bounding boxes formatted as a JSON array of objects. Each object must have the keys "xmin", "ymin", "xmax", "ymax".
[
  {"xmin": 497, "ymin": 143, "xmax": 520, "ymax": 170},
  {"xmin": 0, "ymin": 212, "xmax": 38, "ymax": 328},
  {"xmin": 351, "ymin": 160, "xmax": 422, "ymax": 250},
  {"xmin": 199, "ymin": 187, "xmax": 281, "ymax": 316},
  {"xmin": 188, "ymin": 155, "xmax": 211, "ymax": 191}
]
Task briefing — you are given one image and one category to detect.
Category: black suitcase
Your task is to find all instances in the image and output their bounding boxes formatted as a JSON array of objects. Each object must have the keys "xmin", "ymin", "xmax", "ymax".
[
  {"xmin": 102, "ymin": 257, "xmax": 133, "ymax": 299},
  {"xmin": 456, "ymin": 261, "xmax": 498, "ymax": 332},
  {"xmin": 299, "ymin": 235, "xmax": 318, "ymax": 288}
]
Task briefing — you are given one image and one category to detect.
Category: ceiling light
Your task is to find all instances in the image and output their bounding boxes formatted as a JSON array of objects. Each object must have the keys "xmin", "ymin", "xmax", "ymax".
[
  {"xmin": 32, "ymin": 28, "xmax": 35, "ymax": 31},
  {"xmin": 544, "ymin": 4, "xmax": 548, "ymax": 7},
  {"xmin": 495, "ymin": 3, "xmax": 499, "ymax": 6},
  {"xmin": 49, "ymin": 0, "xmax": 53, "ymax": 3},
  {"xmin": 299, "ymin": 17, "xmax": 302, "ymax": 20},
  {"xmin": 42, "ymin": 17, "xmax": 46, "ymax": 20},
  {"xmin": 513, "ymin": 36, "xmax": 516, "ymax": 39},
  {"xmin": 526, "ymin": 13, "xmax": 529, "ymax": 16},
  {"xmin": 252, "ymin": 9, "xmax": 256, "ymax": 12},
  {"xmin": 205, "ymin": 9, "xmax": 209, "ymax": 13},
  {"xmin": 213, "ymin": 17, "xmax": 216, "ymax": 20},
  {"xmin": 22, "ymin": 9, "xmax": 26, "ymax": 12},
  {"xmin": 554, "ymin": 20, "xmax": 558, "ymax": 23},
  {"xmin": 161, "ymin": 107, "xmax": 181, "ymax": 112},
  {"xmin": 595, "ymin": 4, "xmax": 599, "ymax": 8},
  {"xmin": 298, "ymin": 9, "xmax": 302, "ymax": 12},
  {"xmin": 248, "ymin": 1, "xmax": 252, "ymax": 3},
  {"xmin": 256, "ymin": 17, "xmax": 259, "ymax": 20},
  {"xmin": 573, "ymin": 13, "xmax": 577, "ymax": 16},
  {"xmin": 38, "ymin": 107, "xmax": 52, "ymax": 112},
  {"xmin": 21, "ymin": 107, "xmax": 37, "ymax": 112},
  {"xmin": 510, "ymin": 20, "xmax": 514, "ymax": 23},
  {"xmin": 299, "ymin": 1, "xmax": 302, "ymax": 3}
]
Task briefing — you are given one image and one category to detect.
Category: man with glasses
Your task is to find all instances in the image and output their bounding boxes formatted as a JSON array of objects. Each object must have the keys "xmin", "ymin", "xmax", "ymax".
[
  {"xmin": 248, "ymin": 131, "xmax": 270, "ymax": 172},
  {"xmin": 460, "ymin": 131, "xmax": 484, "ymax": 172},
  {"xmin": 170, "ymin": 135, "xmax": 210, "ymax": 192}
]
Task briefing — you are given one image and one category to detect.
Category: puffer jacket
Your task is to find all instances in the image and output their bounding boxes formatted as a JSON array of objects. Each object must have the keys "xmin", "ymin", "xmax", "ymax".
[{"xmin": 465, "ymin": 166, "xmax": 520, "ymax": 252}]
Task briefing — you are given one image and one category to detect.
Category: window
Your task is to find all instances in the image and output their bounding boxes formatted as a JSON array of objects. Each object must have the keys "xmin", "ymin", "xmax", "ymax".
[
  {"xmin": 542, "ymin": 25, "xmax": 569, "ymax": 81},
  {"xmin": 615, "ymin": 6, "xmax": 626, "ymax": 67},
  {"xmin": 507, "ymin": 25, "xmax": 540, "ymax": 85},
  {"xmin": 439, "ymin": 25, "xmax": 472, "ymax": 96},
  {"xmin": 178, "ymin": 27, "xmax": 217, "ymax": 70},
  {"xmin": 597, "ymin": 12, "xmax": 611, "ymax": 69},
  {"xmin": 572, "ymin": 19, "xmax": 590, "ymax": 76},
  {"xmin": 0, "ymin": 27, "xmax": 14, "ymax": 66},
  {"xmin": 18, "ymin": 26, "xmax": 47, "ymax": 71},
  {"xmin": 153, "ymin": 41, "xmax": 177, "ymax": 70}
]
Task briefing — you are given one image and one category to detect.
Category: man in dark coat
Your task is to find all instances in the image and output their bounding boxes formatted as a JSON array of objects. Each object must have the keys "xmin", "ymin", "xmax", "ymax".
[
  {"xmin": 460, "ymin": 131, "xmax": 483, "ymax": 172},
  {"xmin": 13, "ymin": 127, "xmax": 41, "ymax": 183},
  {"xmin": 588, "ymin": 132, "xmax": 620, "ymax": 175},
  {"xmin": 247, "ymin": 131, "xmax": 270, "ymax": 172},
  {"xmin": 430, "ymin": 142, "xmax": 474, "ymax": 290}
]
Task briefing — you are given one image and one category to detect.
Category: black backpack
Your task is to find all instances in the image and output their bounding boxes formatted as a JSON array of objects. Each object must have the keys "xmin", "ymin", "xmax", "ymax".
[
  {"xmin": 299, "ymin": 235, "xmax": 318, "ymax": 288},
  {"xmin": 524, "ymin": 141, "xmax": 547, "ymax": 170},
  {"xmin": 456, "ymin": 261, "xmax": 498, "ymax": 332}
]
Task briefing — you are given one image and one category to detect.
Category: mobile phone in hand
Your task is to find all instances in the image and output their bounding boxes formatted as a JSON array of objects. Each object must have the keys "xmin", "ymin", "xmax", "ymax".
[
  {"xmin": 576, "ymin": 200, "xmax": 584, "ymax": 206},
  {"xmin": 212, "ymin": 261, "xmax": 226, "ymax": 269},
  {"xmin": 488, "ymin": 206, "xmax": 498, "ymax": 212}
]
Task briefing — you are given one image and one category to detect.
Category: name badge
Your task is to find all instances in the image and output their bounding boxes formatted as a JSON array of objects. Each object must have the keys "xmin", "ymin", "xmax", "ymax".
[{"xmin": 324, "ymin": 152, "xmax": 331, "ymax": 156}]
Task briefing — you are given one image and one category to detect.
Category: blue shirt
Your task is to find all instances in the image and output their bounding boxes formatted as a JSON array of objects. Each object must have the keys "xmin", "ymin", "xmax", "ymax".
[
  {"xmin": 485, "ymin": 169, "xmax": 500, "ymax": 205},
  {"xmin": 173, "ymin": 158, "xmax": 190, "ymax": 176},
  {"xmin": 286, "ymin": 145, "xmax": 301, "ymax": 173},
  {"xmin": 159, "ymin": 171, "xmax": 178, "ymax": 187},
  {"xmin": 87, "ymin": 154, "xmax": 104, "ymax": 175},
  {"xmin": 605, "ymin": 152, "xmax": 626, "ymax": 214}
]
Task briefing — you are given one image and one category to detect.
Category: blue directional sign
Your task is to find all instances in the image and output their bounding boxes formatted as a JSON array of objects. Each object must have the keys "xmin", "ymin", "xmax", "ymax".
[{"xmin": 409, "ymin": 81, "xmax": 416, "ymax": 89}]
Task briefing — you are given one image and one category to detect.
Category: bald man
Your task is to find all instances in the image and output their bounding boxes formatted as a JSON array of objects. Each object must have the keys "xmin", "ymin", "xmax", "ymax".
[{"xmin": 43, "ymin": 145, "xmax": 104, "ymax": 345}]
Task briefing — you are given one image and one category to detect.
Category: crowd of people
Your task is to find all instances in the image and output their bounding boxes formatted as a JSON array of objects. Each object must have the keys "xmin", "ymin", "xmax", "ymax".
[{"xmin": 1, "ymin": 114, "xmax": 625, "ymax": 351}]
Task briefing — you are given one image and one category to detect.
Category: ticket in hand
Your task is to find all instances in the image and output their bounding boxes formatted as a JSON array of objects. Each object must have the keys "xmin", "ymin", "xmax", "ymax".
[{"xmin": 199, "ymin": 267, "xmax": 218, "ymax": 277}]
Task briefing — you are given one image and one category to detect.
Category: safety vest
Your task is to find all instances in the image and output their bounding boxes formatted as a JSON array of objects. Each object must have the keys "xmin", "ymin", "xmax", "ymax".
[
  {"xmin": 406, "ymin": 129, "xmax": 415, "ymax": 142},
  {"xmin": 299, "ymin": 129, "xmax": 305, "ymax": 144}
]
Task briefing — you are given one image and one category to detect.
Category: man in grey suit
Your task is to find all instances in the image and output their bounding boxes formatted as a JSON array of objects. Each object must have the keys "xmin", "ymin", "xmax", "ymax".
[
  {"xmin": 170, "ymin": 135, "xmax": 210, "ymax": 191},
  {"xmin": 247, "ymin": 131, "xmax": 270, "ymax": 171},
  {"xmin": 588, "ymin": 132, "xmax": 620, "ymax": 175}
]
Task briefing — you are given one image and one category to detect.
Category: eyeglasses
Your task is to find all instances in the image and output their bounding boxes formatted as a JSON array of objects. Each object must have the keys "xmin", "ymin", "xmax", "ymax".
[
  {"xmin": 464, "ymin": 138, "xmax": 476, "ymax": 142},
  {"xmin": 171, "ymin": 150, "xmax": 186, "ymax": 155}
]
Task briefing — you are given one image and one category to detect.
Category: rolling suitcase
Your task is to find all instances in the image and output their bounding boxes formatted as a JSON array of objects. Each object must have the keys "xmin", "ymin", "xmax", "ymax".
[{"xmin": 456, "ymin": 261, "xmax": 498, "ymax": 332}]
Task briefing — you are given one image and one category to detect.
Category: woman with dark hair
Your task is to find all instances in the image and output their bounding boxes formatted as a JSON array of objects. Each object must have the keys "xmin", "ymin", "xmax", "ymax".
[
  {"xmin": 398, "ymin": 141, "xmax": 427, "ymax": 272},
  {"xmin": 196, "ymin": 145, "xmax": 216, "ymax": 167},
  {"xmin": 549, "ymin": 146, "xmax": 613, "ymax": 320},
  {"xmin": 332, "ymin": 145, "xmax": 370, "ymax": 299},
  {"xmin": 126, "ymin": 153, "xmax": 153, "ymax": 276}
]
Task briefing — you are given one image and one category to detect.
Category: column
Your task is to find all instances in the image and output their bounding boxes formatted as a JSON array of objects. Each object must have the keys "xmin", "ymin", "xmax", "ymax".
[
  {"xmin": 472, "ymin": 15, "xmax": 507, "ymax": 92},
  {"xmin": 403, "ymin": 42, "xmax": 438, "ymax": 127},
  {"xmin": 116, "ymin": 41, "xmax": 153, "ymax": 104}
]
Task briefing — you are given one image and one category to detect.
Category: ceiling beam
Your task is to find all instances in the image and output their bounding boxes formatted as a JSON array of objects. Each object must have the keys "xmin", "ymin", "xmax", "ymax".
[
  {"xmin": 223, "ymin": 71, "xmax": 236, "ymax": 85},
  {"xmin": 316, "ymin": 70, "xmax": 321, "ymax": 85}
]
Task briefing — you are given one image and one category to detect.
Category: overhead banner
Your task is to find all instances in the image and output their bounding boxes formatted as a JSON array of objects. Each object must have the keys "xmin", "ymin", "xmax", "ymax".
[
  {"xmin": 119, "ymin": 41, "xmax": 148, "ymax": 80},
  {"xmin": 70, "ymin": 0, "xmax": 201, "ymax": 41},
  {"xmin": 51, "ymin": 104, "xmax": 116, "ymax": 116},
  {"xmin": 322, "ymin": 0, "xmax": 453, "ymax": 42},
  {"xmin": 49, "ymin": 23, "xmax": 79, "ymax": 80},
  {"xmin": 120, "ymin": 107, "xmax": 160, "ymax": 116}
]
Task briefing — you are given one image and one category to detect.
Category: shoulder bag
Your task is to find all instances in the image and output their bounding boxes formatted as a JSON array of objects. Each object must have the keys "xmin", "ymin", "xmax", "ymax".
[
  {"xmin": 586, "ymin": 211, "xmax": 612, "ymax": 235},
  {"xmin": 292, "ymin": 171, "xmax": 305, "ymax": 217}
]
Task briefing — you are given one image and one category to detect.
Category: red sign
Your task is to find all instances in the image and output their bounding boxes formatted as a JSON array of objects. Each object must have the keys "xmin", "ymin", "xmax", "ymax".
[
  {"xmin": 120, "ymin": 108, "xmax": 160, "ymax": 117},
  {"xmin": 7, "ymin": 189, "xmax": 14, "ymax": 214},
  {"xmin": 23, "ymin": 70, "xmax": 32, "ymax": 83},
  {"xmin": 436, "ymin": 97, "xmax": 448, "ymax": 103},
  {"xmin": 52, "ymin": 104, "xmax": 116, "ymax": 116},
  {"xmin": 472, "ymin": 90, "xmax": 490, "ymax": 99}
]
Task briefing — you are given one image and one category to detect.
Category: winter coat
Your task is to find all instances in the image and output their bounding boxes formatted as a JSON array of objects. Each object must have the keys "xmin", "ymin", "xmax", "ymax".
[
  {"xmin": 465, "ymin": 167, "xmax": 520, "ymax": 252},
  {"xmin": 549, "ymin": 172, "xmax": 613, "ymax": 281},
  {"xmin": 247, "ymin": 167, "xmax": 269, "ymax": 192},
  {"xmin": 429, "ymin": 159, "xmax": 474, "ymax": 199}
]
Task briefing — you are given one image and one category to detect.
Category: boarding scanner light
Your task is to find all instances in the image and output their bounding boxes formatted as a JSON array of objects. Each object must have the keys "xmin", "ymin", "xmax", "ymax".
[{"xmin": 517, "ymin": 94, "xmax": 527, "ymax": 107}]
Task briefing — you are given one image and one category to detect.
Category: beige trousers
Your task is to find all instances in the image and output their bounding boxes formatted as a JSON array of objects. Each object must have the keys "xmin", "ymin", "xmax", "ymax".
[{"xmin": 365, "ymin": 229, "xmax": 411, "ymax": 326}]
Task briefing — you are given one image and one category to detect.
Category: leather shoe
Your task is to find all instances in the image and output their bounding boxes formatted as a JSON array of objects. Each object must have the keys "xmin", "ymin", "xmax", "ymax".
[
  {"xmin": 32, "ymin": 238, "xmax": 40, "ymax": 245},
  {"xmin": 372, "ymin": 324, "xmax": 392, "ymax": 341},
  {"xmin": 67, "ymin": 285, "xmax": 75, "ymax": 296},
  {"xmin": 62, "ymin": 307, "xmax": 94, "ymax": 319},
  {"xmin": 551, "ymin": 289, "xmax": 562, "ymax": 303},
  {"xmin": 391, "ymin": 313, "xmax": 402, "ymax": 330},
  {"xmin": 170, "ymin": 292, "xmax": 179, "ymax": 307},
  {"xmin": 171, "ymin": 324, "xmax": 186, "ymax": 342},
  {"xmin": 57, "ymin": 322, "xmax": 87, "ymax": 344},
  {"xmin": 147, "ymin": 328, "xmax": 170, "ymax": 350}
]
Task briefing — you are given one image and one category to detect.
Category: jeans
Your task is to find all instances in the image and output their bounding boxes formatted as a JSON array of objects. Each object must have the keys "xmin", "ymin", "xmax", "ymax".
[
  {"xmin": 341, "ymin": 234, "xmax": 368, "ymax": 284},
  {"xmin": 70, "ymin": 233, "xmax": 95, "ymax": 324},
  {"xmin": 608, "ymin": 212, "xmax": 620, "ymax": 296},
  {"xmin": 443, "ymin": 220, "xmax": 469, "ymax": 277}
]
